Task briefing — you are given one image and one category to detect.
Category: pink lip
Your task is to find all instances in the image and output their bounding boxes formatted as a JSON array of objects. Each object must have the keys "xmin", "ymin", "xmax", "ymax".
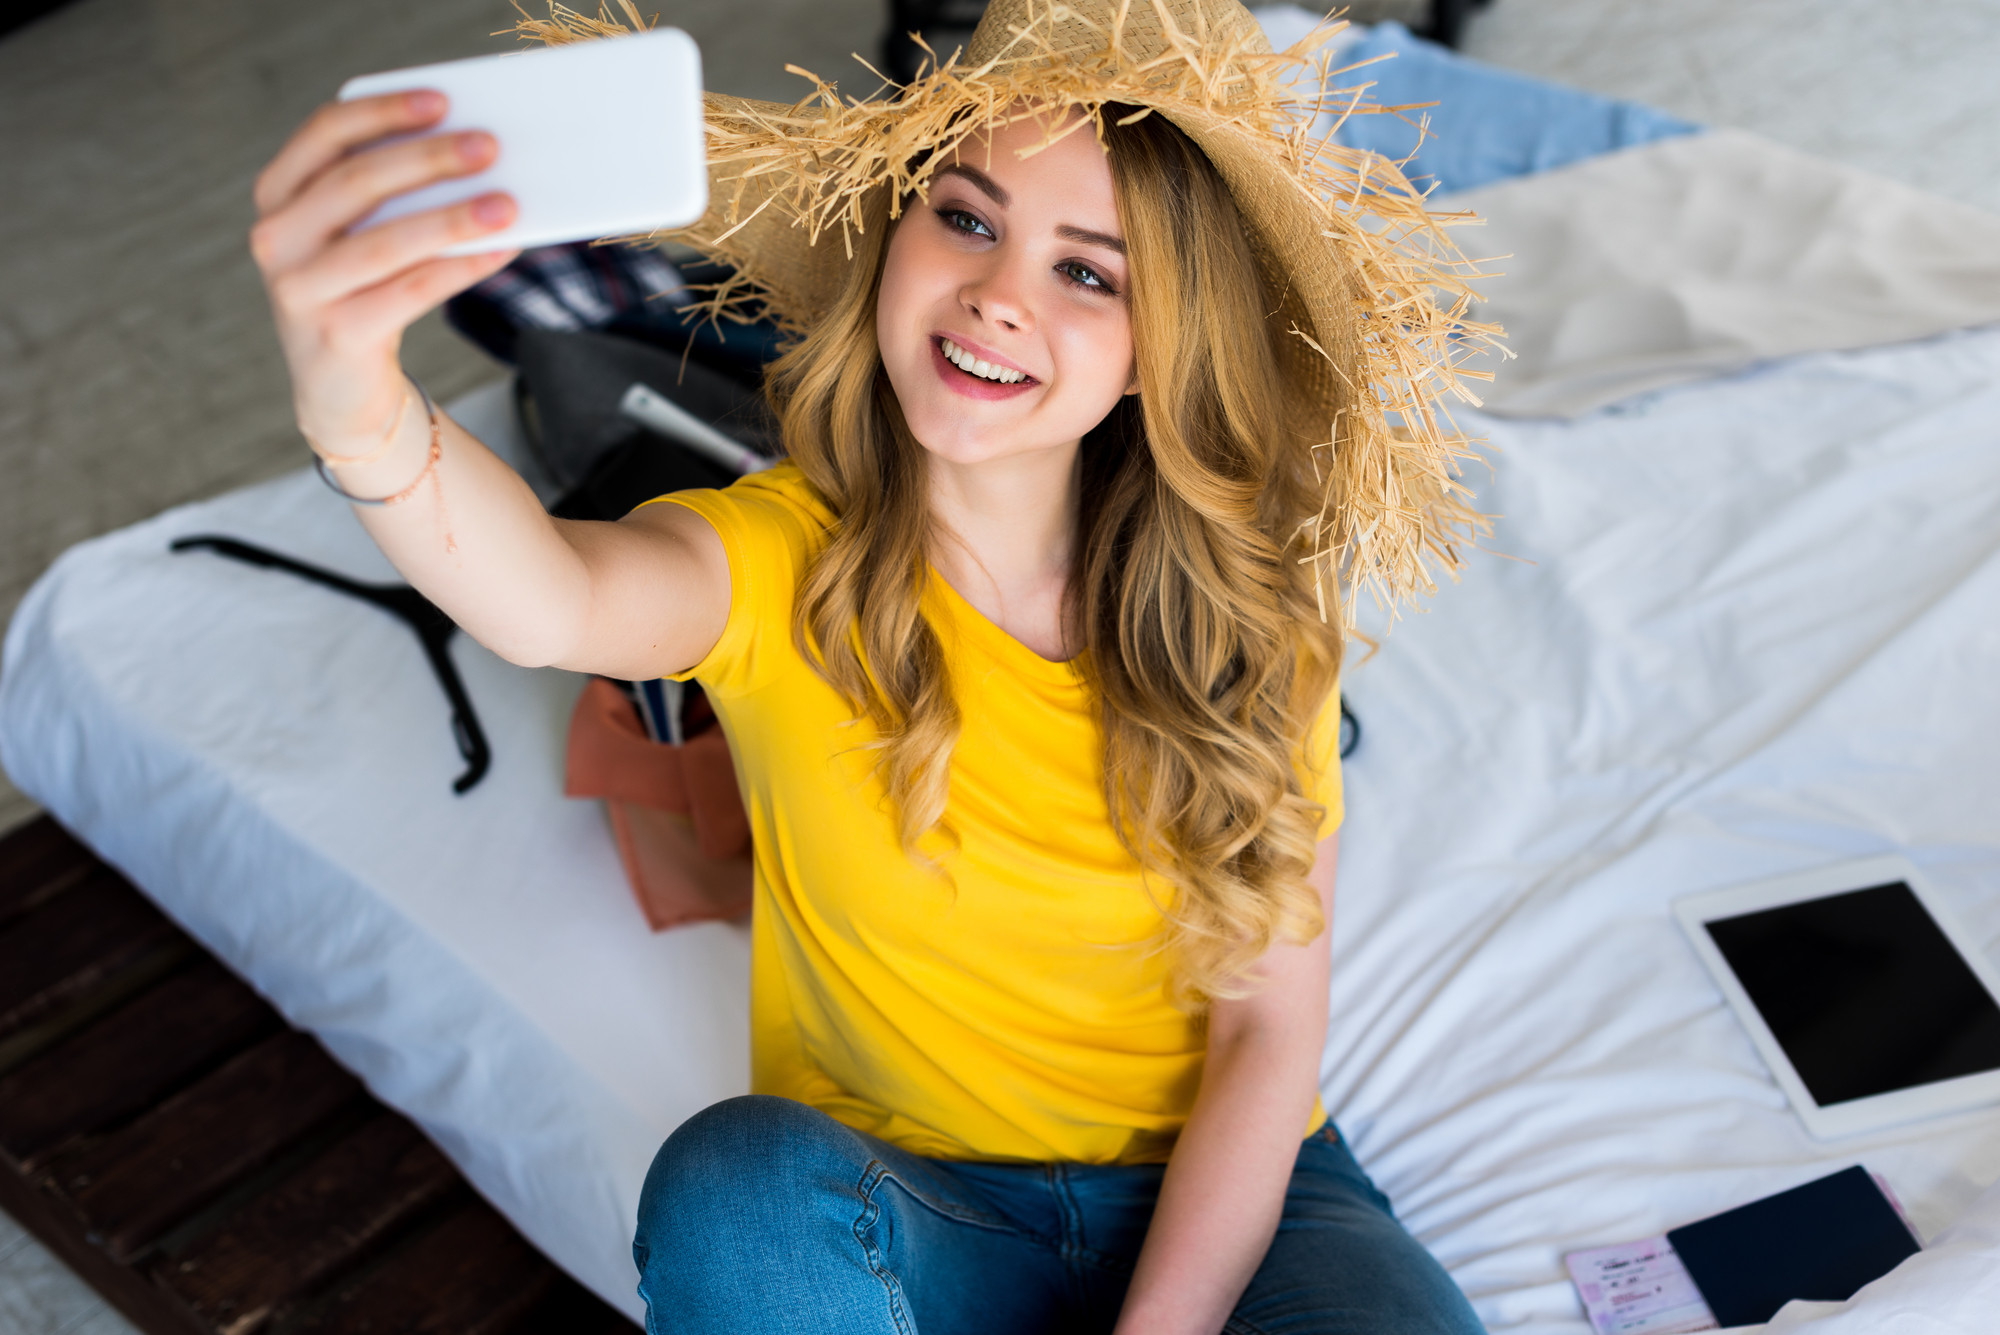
[{"xmin": 930, "ymin": 335, "xmax": 1038, "ymax": 401}]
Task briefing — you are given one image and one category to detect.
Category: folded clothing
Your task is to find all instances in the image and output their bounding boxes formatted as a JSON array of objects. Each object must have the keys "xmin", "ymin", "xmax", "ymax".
[
  {"xmin": 1339, "ymin": 22, "xmax": 1698, "ymax": 192},
  {"xmin": 564, "ymin": 676, "xmax": 751, "ymax": 931},
  {"xmin": 1253, "ymin": 7, "xmax": 1699, "ymax": 194}
]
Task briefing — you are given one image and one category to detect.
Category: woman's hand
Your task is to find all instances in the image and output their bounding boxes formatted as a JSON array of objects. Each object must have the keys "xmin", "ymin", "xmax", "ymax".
[
  {"xmin": 243, "ymin": 89, "xmax": 730, "ymax": 684},
  {"xmin": 249, "ymin": 90, "xmax": 519, "ymax": 463}
]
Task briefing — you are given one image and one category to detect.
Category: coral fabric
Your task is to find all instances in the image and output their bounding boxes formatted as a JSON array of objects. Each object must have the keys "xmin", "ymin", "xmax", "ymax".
[{"xmin": 564, "ymin": 676, "xmax": 750, "ymax": 929}]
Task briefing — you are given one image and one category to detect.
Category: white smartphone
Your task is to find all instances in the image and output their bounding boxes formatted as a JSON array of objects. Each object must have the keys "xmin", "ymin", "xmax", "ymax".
[{"xmin": 338, "ymin": 29, "xmax": 707, "ymax": 256}]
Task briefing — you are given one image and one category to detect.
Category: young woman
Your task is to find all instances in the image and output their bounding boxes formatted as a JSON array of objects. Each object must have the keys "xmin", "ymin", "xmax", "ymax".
[{"xmin": 248, "ymin": 2, "xmax": 1490, "ymax": 1330}]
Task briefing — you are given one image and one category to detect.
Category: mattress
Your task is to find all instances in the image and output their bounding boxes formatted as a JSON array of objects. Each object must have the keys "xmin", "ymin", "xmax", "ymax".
[
  {"xmin": 1329, "ymin": 326, "xmax": 2000, "ymax": 1331},
  {"xmin": 0, "ymin": 383, "xmax": 739, "ymax": 1318}
]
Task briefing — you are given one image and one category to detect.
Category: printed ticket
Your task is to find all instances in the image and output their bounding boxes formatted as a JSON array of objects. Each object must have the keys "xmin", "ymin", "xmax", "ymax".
[{"xmin": 1565, "ymin": 1235, "xmax": 1718, "ymax": 1335}]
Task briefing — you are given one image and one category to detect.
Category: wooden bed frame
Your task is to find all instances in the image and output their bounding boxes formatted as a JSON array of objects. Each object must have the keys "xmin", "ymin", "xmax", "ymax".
[{"xmin": 0, "ymin": 815, "xmax": 637, "ymax": 1334}]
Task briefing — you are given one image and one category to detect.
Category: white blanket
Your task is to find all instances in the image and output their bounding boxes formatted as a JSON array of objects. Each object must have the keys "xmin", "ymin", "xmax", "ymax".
[
  {"xmin": 1451, "ymin": 128, "xmax": 2000, "ymax": 418},
  {"xmin": 1331, "ymin": 327, "xmax": 2000, "ymax": 1331},
  {"xmin": 1, "ymin": 386, "xmax": 733, "ymax": 1317}
]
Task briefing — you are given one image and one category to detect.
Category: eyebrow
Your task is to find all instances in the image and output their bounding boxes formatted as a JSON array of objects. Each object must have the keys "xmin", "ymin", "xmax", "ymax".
[
  {"xmin": 1054, "ymin": 223, "xmax": 1126, "ymax": 255},
  {"xmin": 932, "ymin": 164, "xmax": 1128, "ymax": 256},
  {"xmin": 935, "ymin": 163, "xmax": 1010, "ymax": 207}
]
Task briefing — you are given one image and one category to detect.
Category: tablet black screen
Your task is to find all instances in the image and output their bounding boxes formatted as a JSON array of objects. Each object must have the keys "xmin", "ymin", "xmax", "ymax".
[{"xmin": 1705, "ymin": 882, "xmax": 2000, "ymax": 1106}]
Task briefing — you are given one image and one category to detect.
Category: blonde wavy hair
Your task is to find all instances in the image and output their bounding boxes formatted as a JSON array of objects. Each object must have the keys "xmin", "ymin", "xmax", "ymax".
[{"xmin": 768, "ymin": 108, "xmax": 1343, "ymax": 1013}]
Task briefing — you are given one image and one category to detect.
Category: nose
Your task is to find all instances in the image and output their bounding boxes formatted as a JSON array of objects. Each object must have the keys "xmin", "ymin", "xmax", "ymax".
[{"xmin": 958, "ymin": 252, "xmax": 1033, "ymax": 334}]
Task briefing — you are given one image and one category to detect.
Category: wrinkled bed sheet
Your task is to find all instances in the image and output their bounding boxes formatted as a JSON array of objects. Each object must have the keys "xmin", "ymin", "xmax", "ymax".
[
  {"xmin": 1329, "ymin": 327, "xmax": 2000, "ymax": 1331},
  {"xmin": 6, "ymin": 326, "xmax": 1999, "ymax": 1328},
  {"xmin": 1255, "ymin": 7, "xmax": 2000, "ymax": 423},
  {"xmin": 1450, "ymin": 128, "xmax": 2000, "ymax": 418}
]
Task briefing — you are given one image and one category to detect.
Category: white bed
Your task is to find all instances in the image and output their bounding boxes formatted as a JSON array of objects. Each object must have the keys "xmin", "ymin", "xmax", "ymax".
[{"xmin": 6, "ymin": 142, "xmax": 2000, "ymax": 1330}]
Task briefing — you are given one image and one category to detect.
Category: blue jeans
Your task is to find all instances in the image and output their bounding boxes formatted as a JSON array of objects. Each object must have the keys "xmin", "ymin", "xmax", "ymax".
[{"xmin": 633, "ymin": 1095, "xmax": 1483, "ymax": 1334}]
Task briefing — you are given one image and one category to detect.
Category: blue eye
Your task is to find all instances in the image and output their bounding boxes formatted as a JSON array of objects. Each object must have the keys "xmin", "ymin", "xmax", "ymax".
[
  {"xmin": 940, "ymin": 208, "xmax": 993, "ymax": 239},
  {"xmin": 1058, "ymin": 260, "xmax": 1114, "ymax": 294}
]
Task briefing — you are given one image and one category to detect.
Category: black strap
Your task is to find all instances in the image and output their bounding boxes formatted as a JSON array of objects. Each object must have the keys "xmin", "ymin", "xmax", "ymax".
[{"xmin": 170, "ymin": 535, "xmax": 491, "ymax": 793}]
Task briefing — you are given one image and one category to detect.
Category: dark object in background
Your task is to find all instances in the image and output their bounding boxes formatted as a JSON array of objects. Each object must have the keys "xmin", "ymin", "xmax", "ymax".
[
  {"xmin": 1667, "ymin": 1166, "xmax": 1921, "ymax": 1327},
  {"xmin": 1424, "ymin": 0, "xmax": 1495, "ymax": 48},
  {"xmin": 882, "ymin": 0, "xmax": 990, "ymax": 83},
  {"xmin": 513, "ymin": 327, "xmax": 776, "ymax": 521},
  {"xmin": 445, "ymin": 244, "xmax": 787, "ymax": 521},
  {"xmin": 446, "ymin": 245, "xmax": 785, "ymax": 388},
  {"xmin": 878, "ymin": 0, "xmax": 1493, "ymax": 79},
  {"xmin": 443, "ymin": 240, "xmax": 682, "ymax": 367},
  {"xmin": 169, "ymin": 537, "xmax": 492, "ymax": 794},
  {"xmin": 0, "ymin": 0, "xmax": 84, "ymax": 40}
]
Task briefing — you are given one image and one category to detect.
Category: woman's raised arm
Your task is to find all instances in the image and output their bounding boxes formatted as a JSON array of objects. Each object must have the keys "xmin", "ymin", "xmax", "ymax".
[{"xmin": 248, "ymin": 90, "xmax": 728, "ymax": 681}]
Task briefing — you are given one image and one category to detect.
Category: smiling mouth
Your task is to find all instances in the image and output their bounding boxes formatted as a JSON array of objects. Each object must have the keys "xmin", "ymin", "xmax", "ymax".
[{"xmin": 938, "ymin": 337, "xmax": 1034, "ymax": 385}]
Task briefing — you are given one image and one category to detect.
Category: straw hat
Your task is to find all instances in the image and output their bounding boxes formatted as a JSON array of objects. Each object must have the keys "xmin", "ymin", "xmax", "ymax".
[{"xmin": 521, "ymin": 0, "xmax": 1500, "ymax": 625}]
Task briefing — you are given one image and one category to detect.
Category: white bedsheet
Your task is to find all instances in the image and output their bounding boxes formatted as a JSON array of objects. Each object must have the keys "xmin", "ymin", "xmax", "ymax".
[
  {"xmin": 4, "ymin": 333, "xmax": 1999, "ymax": 1328},
  {"xmin": 0, "ymin": 386, "xmax": 732, "ymax": 1318},
  {"xmin": 1331, "ymin": 327, "xmax": 2000, "ymax": 1330},
  {"xmin": 1451, "ymin": 128, "xmax": 2000, "ymax": 419}
]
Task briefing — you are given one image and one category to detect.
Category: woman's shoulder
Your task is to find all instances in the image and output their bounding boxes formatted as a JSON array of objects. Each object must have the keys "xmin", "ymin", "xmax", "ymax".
[
  {"xmin": 643, "ymin": 461, "xmax": 833, "ymax": 646},
  {"xmin": 646, "ymin": 462, "xmax": 834, "ymax": 693},
  {"xmin": 648, "ymin": 460, "xmax": 834, "ymax": 565},
  {"xmin": 688, "ymin": 459, "xmax": 832, "ymax": 529}
]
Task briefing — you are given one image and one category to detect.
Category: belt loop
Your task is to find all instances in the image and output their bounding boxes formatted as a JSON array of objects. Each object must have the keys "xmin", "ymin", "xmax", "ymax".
[{"xmin": 1047, "ymin": 1162, "xmax": 1084, "ymax": 1257}]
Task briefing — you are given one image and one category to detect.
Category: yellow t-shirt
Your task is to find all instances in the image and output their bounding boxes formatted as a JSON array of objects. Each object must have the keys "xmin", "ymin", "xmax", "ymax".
[{"xmin": 651, "ymin": 464, "xmax": 1342, "ymax": 1164}]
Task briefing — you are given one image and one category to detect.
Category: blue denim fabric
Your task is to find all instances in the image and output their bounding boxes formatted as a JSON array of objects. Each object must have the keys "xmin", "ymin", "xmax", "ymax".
[
  {"xmin": 1332, "ymin": 23, "xmax": 1700, "ymax": 195},
  {"xmin": 633, "ymin": 1095, "xmax": 1483, "ymax": 1334}
]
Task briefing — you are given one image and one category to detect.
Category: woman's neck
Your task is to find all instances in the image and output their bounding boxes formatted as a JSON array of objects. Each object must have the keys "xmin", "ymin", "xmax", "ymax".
[{"xmin": 926, "ymin": 440, "xmax": 1083, "ymax": 662}]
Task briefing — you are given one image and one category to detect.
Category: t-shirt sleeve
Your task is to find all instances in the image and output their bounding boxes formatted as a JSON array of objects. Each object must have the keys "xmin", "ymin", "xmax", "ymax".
[
  {"xmin": 1298, "ymin": 685, "xmax": 1346, "ymax": 841},
  {"xmin": 635, "ymin": 464, "xmax": 830, "ymax": 699}
]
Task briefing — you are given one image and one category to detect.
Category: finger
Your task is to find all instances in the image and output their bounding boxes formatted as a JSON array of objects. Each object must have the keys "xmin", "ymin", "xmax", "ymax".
[
  {"xmin": 273, "ymin": 191, "xmax": 517, "ymax": 312},
  {"xmin": 323, "ymin": 249, "xmax": 521, "ymax": 351},
  {"xmin": 254, "ymin": 130, "xmax": 498, "ymax": 274},
  {"xmin": 254, "ymin": 90, "xmax": 447, "ymax": 218}
]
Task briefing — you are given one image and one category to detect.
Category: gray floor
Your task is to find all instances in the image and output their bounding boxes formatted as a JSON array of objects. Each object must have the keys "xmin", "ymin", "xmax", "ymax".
[
  {"xmin": 1, "ymin": 0, "xmax": 1996, "ymax": 1329},
  {"xmin": 0, "ymin": 1208, "xmax": 133, "ymax": 1335}
]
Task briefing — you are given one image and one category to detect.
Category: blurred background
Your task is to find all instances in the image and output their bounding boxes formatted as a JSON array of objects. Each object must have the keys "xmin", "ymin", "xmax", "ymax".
[{"xmin": 0, "ymin": 1, "xmax": 1997, "ymax": 1322}]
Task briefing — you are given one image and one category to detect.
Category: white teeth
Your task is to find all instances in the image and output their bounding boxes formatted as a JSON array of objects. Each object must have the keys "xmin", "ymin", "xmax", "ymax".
[{"xmin": 941, "ymin": 338, "xmax": 1025, "ymax": 384}]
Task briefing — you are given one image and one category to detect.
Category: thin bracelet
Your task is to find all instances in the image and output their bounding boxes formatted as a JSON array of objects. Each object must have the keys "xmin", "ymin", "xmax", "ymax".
[
  {"xmin": 307, "ymin": 378, "xmax": 416, "ymax": 467},
  {"xmin": 315, "ymin": 376, "xmax": 441, "ymax": 507}
]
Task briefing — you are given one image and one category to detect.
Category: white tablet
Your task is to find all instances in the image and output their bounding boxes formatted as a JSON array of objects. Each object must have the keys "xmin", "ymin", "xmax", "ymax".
[
  {"xmin": 339, "ymin": 29, "xmax": 707, "ymax": 256},
  {"xmin": 1675, "ymin": 856, "xmax": 2000, "ymax": 1140}
]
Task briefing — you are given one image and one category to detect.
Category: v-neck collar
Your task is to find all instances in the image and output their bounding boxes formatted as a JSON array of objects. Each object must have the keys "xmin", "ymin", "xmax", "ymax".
[{"xmin": 925, "ymin": 566, "xmax": 1086, "ymax": 687}]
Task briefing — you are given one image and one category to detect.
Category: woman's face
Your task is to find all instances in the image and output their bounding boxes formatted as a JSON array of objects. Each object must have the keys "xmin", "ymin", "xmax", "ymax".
[{"xmin": 875, "ymin": 112, "xmax": 1135, "ymax": 469}]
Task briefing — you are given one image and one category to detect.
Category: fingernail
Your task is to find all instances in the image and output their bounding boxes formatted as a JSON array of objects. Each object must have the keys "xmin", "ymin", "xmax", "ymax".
[
  {"xmin": 456, "ymin": 131, "xmax": 495, "ymax": 163},
  {"xmin": 473, "ymin": 194, "xmax": 513, "ymax": 226},
  {"xmin": 407, "ymin": 89, "xmax": 445, "ymax": 117}
]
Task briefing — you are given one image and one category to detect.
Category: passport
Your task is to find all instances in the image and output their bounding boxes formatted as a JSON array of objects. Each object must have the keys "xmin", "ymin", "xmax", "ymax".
[{"xmin": 1666, "ymin": 1166, "xmax": 1921, "ymax": 1326}]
